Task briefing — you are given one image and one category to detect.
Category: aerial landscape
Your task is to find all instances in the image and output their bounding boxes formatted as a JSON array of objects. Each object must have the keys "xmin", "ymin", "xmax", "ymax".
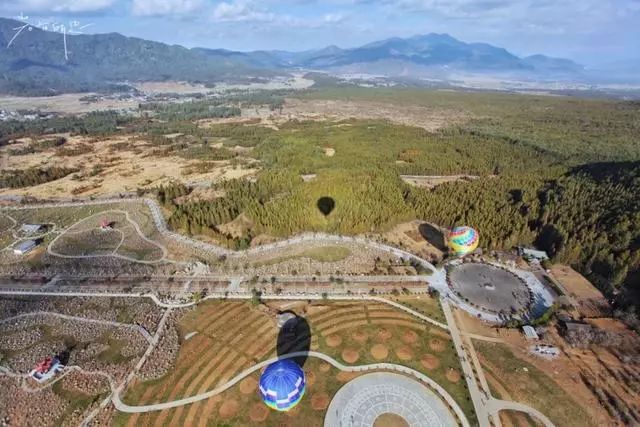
[{"xmin": 0, "ymin": 1, "xmax": 639, "ymax": 426}]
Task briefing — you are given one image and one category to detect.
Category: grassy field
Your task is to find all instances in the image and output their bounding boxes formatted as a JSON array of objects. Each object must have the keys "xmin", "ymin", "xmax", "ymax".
[
  {"xmin": 253, "ymin": 245, "xmax": 352, "ymax": 267},
  {"xmin": 474, "ymin": 340, "xmax": 595, "ymax": 427},
  {"xmin": 117, "ymin": 299, "xmax": 475, "ymax": 426}
]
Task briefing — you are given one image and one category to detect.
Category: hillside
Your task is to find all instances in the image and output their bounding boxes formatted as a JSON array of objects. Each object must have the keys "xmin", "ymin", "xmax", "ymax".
[{"xmin": 0, "ymin": 18, "xmax": 276, "ymax": 96}]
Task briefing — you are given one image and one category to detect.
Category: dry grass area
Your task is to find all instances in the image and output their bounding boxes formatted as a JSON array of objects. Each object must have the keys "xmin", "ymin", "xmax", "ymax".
[
  {"xmin": 0, "ymin": 94, "xmax": 138, "ymax": 114},
  {"xmin": 381, "ymin": 220, "xmax": 445, "ymax": 262},
  {"xmin": 280, "ymin": 98, "xmax": 471, "ymax": 132},
  {"xmin": 549, "ymin": 264, "xmax": 609, "ymax": 317},
  {"xmin": 399, "ymin": 174, "xmax": 479, "ymax": 189},
  {"xmin": 0, "ymin": 134, "xmax": 258, "ymax": 198},
  {"xmin": 475, "ymin": 340, "xmax": 598, "ymax": 427}
]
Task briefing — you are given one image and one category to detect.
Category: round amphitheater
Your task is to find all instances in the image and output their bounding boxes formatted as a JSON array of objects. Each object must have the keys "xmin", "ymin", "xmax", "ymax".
[
  {"xmin": 448, "ymin": 262, "xmax": 532, "ymax": 314},
  {"xmin": 324, "ymin": 372, "xmax": 457, "ymax": 427}
]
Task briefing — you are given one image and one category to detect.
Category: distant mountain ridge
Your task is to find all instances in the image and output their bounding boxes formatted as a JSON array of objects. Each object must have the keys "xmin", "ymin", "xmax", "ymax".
[
  {"xmin": 0, "ymin": 16, "xmax": 586, "ymax": 96},
  {"xmin": 200, "ymin": 33, "xmax": 585, "ymax": 79}
]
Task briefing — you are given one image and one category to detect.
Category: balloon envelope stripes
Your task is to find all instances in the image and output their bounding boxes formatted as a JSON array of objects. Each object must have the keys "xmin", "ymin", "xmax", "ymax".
[
  {"xmin": 448, "ymin": 226, "xmax": 479, "ymax": 255},
  {"xmin": 259, "ymin": 359, "xmax": 306, "ymax": 411}
]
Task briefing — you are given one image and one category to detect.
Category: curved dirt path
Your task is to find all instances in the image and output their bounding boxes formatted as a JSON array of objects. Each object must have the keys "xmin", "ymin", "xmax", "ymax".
[{"xmin": 47, "ymin": 209, "xmax": 167, "ymax": 264}]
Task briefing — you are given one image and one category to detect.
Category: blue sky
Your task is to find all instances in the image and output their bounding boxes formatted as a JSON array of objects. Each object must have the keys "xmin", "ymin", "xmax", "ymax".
[{"xmin": 1, "ymin": 0, "xmax": 638, "ymax": 66}]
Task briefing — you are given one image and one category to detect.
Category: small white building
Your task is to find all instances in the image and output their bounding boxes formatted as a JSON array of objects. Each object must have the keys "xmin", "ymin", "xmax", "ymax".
[
  {"xmin": 13, "ymin": 240, "xmax": 38, "ymax": 255},
  {"xmin": 20, "ymin": 224, "xmax": 45, "ymax": 234},
  {"xmin": 522, "ymin": 325, "xmax": 539, "ymax": 340},
  {"xmin": 517, "ymin": 247, "xmax": 549, "ymax": 262}
]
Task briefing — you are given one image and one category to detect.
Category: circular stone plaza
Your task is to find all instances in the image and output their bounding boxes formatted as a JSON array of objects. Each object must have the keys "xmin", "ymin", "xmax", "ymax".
[
  {"xmin": 324, "ymin": 372, "xmax": 457, "ymax": 427},
  {"xmin": 448, "ymin": 262, "xmax": 532, "ymax": 314}
]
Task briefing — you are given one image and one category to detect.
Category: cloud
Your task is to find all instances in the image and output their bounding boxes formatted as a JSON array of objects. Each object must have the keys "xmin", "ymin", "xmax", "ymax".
[
  {"xmin": 211, "ymin": 0, "xmax": 275, "ymax": 22},
  {"xmin": 132, "ymin": 0, "xmax": 204, "ymax": 16},
  {"xmin": 0, "ymin": 0, "xmax": 116, "ymax": 13}
]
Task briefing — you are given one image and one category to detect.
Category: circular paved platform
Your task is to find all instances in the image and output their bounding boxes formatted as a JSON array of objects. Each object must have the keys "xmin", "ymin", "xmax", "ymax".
[
  {"xmin": 324, "ymin": 372, "xmax": 457, "ymax": 427},
  {"xmin": 449, "ymin": 262, "xmax": 531, "ymax": 314}
]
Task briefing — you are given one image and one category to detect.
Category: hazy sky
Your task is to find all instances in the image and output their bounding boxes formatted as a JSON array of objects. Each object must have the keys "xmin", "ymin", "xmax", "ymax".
[{"xmin": 1, "ymin": 0, "xmax": 638, "ymax": 66}]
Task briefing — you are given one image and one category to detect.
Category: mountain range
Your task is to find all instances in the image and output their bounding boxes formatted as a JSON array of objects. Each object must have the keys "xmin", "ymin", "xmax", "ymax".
[{"xmin": 0, "ymin": 16, "xmax": 595, "ymax": 96}]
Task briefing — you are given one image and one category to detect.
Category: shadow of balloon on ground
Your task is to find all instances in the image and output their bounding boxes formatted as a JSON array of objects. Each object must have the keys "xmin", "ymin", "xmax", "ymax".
[
  {"xmin": 419, "ymin": 223, "xmax": 447, "ymax": 251},
  {"xmin": 276, "ymin": 311, "xmax": 311, "ymax": 368},
  {"xmin": 317, "ymin": 197, "xmax": 335, "ymax": 216}
]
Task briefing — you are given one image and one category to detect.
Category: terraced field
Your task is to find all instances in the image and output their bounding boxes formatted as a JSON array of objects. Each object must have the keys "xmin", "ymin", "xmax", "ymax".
[{"xmin": 118, "ymin": 298, "xmax": 474, "ymax": 426}]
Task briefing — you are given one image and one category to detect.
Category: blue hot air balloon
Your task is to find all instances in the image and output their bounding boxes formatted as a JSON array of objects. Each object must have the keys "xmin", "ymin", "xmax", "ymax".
[{"xmin": 259, "ymin": 359, "xmax": 306, "ymax": 411}]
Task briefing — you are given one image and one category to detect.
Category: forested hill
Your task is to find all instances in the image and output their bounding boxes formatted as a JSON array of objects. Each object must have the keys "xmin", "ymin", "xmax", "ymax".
[{"xmin": 0, "ymin": 18, "xmax": 276, "ymax": 96}]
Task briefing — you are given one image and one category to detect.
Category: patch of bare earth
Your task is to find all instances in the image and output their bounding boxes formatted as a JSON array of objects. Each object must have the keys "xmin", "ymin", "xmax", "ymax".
[
  {"xmin": 429, "ymin": 339, "xmax": 446, "ymax": 353},
  {"xmin": 249, "ymin": 403, "xmax": 269, "ymax": 422},
  {"xmin": 218, "ymin": 399, "xmax": 239, "ymax": 419},
  {"xmin": 239, "ymin": 376, "xmax": 257, "ymax": 394},
  {"xmin": 371, "ymin": 344, "xmax": 389, "ymax": 360},
  {"xmin": 0, "ymin": 134, "xmax": 258, "ymax": 198},
  {"xmin": 352, "ymin": 330, "xmax": 368, "ymax": 343},
  {"xmin": 445, "ymin": 368, "xmax": 461, "ymax": 383},
  {"xmin": 395, "ymin": 346, "xmax": 413, "ymax": 361},
  {"xmin": 420, "ymin": 354, "xmax": 440, "ymax": 370},
  {"xmin": 281, "ymin": 98, "xmax": 471, "ymax": 132},
  {"xmin": 376, "ymin": 328, "xmax": 393, "ymax": 341},
  {"xmin": 374, "ymin": 413, "xmax": 410, "ymax": 427},
  {"xmin": 342, "ymin": 348, "xmax": 360, "ymax": 363},
  {"xmin": 311, "ymin": 393, "xmax": 330, "ymax": 411},
  {"xmin": 326, "ymin": 334, "xmax": 342, "ymax": 347},
  {"xmin": 401, "ymin": 330, "xmax": 418, "ymax": 345}
]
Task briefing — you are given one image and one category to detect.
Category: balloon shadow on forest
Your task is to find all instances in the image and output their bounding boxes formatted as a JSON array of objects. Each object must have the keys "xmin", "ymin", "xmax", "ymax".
[
  {"xmin": 418, "ymin": 223, "xmax": 447, "ymax": 251},
  {"xmin": 276, "ymin": 311, "xmax": 311, "ymax": 368}
]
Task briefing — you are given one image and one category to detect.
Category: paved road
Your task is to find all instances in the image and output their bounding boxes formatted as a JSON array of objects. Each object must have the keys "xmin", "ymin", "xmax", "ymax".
[
  {"xmin": 443, "ymin": 298, "xmax": 555, "ymax": 427},
  {"xmin": 0, "ymin": 311, "xmax": 153, "ymax": 344}
]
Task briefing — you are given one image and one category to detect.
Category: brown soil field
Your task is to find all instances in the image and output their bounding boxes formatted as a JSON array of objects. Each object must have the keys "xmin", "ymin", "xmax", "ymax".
[
  {"xmin": 421, "ymin": 354, "xmax": 441, "ymax": 370},
  {"xmin": 429, "ymin": 339, "xmax": 446, "ymax": 352},
  {"xmin": 352, "ymin": 330, "xmax": 369, "ymax": 343},
  {"xmin": 395, "ymin": 346, "xmax": 414, "ymax": 361},
  {"xmin": 311, "ymin": 393, "xmax": 330, "ymax": 411},
  {"xmin": 249, "ymin": 402, "xmax": 270, "ymax": 422},
  {"xmin": 325, "ymin": 334, "xmax": 343, "ymax": 347},
  {"xmin": 342, "ymin": 348, "xmax": 360, "ymax": 363},
  {"xmin": 319, "ymin": 363, "xmax": 331, "ymax": 372},
  {"xmin": 218, "ymin": 399, "xmax": 239, "ymax": 419},
  {"xmin": 549, "ymin": 265, "xmax": 602, "ymax": 299},
  {"xmin": 402, "ymin": 330, "xmax": 419, "ymax": 344},
  {"xmin": 321, "ymin": 320, "xmax": 369, "ymax": 337},
  {"xmin": 446, "ymin": 368, "xmax": 461, "ymax": 383},
  {"xmin": 374, "ymin": 413, "xmax": 410, "ymax": 427},
  {"xmin": 0, "ymin": 134, "xmax": 258, "ymax": 198},
  {"xmin": 239, "ymin": 377, "xmax": 257, "ymax": 394},
  {"xmin": 376, "ymin": 328, "xmax": 393, "ymax": 341},
  {"xmin": 371, "ymin": 343, "xmax": 389, "ymax": 360},
  {"xmin": 381, "ymin": 220, "xmax": 445, "ymax": 262}
]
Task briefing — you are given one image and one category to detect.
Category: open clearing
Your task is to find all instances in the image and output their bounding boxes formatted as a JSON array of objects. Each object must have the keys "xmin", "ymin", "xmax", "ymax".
[
  {"xmin": 474, "ymin": 340, "xmax": 596, "ymax": 427},
  {"xmin": 0, "ymin": 134, "xmax": 258, "ymax": 198}
]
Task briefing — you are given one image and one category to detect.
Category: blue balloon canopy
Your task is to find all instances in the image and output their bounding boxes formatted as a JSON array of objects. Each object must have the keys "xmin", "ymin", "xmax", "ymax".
[{"xmin": 259, "ymin": 359, "xmax": 306, "ymax": 411}]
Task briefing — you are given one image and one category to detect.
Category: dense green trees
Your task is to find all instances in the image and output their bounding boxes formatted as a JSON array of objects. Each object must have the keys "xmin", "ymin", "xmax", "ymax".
[{"xmin": 0, "ymin": 167, "xmax": 78, "ymax": 188}]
